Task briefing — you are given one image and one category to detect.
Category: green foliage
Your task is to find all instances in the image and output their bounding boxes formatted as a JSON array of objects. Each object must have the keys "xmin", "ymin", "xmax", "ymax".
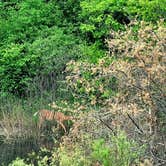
[
  {"xmin": 0, "ymin": 0, "xmax": 62, "ymax": 44},
  {"xmin": 80, "ymin": 0, "xmax": 166, "ymax": 44},
  {"xmin": 127, "ymin": 0, "xmax": 166, "ymax": 21},
  {"xmin": 111, "ymin": 132, "xmax": 144, "ymax": 166},
  {"xmin": 80, "ymin": 0, "xmax": 124, "ymax": 43},
  {"xmin": 9, "ymin": 132, "xmax": 144, "ymax": 166},
  {"xmin": 65, "ymin": 57, "xmax": 118, "ymax": 105},
  {"xmin": 0, "ymin": 0, "xmax": 82, "ymax": 96},
  {"xmin": 80, "ymin": 42, "xmax": 105, "ymax": 63},
  {"xmin": 9, "ymin": 158, "xmax": 31, "ymax": 166},
  {"xmin": 0, "ymin": 27, "xmax": 81, "ymax": 96},
  {"xmin": 91, "ymin": 139, "xmax": 110, "ymax": 166},
  {"xmin": 58, "ymin": 146, "xmax": 91, "ymax": 166},
  {"xmin": 91, "ymin": 132, "xmax": 144, "ymax": 166},
  {"xmin": 29, "ymin": 27, "xmax": 81, "ymax": 75},
  {"xmin": 53, "ymin": 0, "xmax": 81, "ymax": 23},
  {"xmin": 1, "ymin": 0, "xmax": 165, "ymax": 96},
  {"xmin": 0, "ymin": 43, "xmax": 30, "ymax": 94}
]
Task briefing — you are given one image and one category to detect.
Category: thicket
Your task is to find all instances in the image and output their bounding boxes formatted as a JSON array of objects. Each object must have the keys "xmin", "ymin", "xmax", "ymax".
[
  {"xmin": 9, "ymin": 132, "xmax": 144, "ymax": 166},
  {"xmin": 64, "ymin": 21, "xmax": 165, "ymax": 165},
  {"xmin": 0, "ymin": 0, "xmax": 81, "ymax": 96},
  {"xmin": 7, "ymin": 20, "xmax": 166, "ymax": 166},
  {"xmin": 0, "ymin": 0, "xmax": 165, "ymax": 96},
  {"xmin": 0, "ymin": 0, "xmax": 166, "ymax": 165},
  {"xmin": 79, "ymin": 0, "xmax": 166, "ymax": 44}
]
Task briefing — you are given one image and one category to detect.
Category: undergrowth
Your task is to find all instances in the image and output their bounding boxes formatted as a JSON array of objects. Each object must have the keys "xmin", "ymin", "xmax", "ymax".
[
  {"xmin": 0, "ymin": 0, "xmax": 165, "ymax": 163},
  {"xmin": 6, "ymin": 21, "xmax": 166, "ymax": 166}
]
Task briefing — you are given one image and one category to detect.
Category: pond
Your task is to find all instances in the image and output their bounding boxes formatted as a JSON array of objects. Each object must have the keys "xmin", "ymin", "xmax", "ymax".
[
  {"xmin": 0, "ymin": 123, "xmax": 64, "ymax": 165},
  {"xmin": 0, "ymin": 134, "xmax": 39, "ymax": 166}
]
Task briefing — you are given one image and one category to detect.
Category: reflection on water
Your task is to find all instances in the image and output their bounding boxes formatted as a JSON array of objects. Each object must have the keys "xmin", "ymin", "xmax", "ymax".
[
  {"xmin": 0, "ymin": 125, "xmax": 64, "ymax": 165},
  {"xmin": 0, "ymin": 136, "xmax": 39, "ymax": 166}
]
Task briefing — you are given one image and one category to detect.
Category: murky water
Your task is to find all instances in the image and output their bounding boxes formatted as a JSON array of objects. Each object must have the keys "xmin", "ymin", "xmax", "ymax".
[
  {"xmin": 0, "ymin": 135, "xmax": 39, "ymax": 166},
  {"xmin": 0, "ymin": 125, "xmax": 63, "ymax": 165}
]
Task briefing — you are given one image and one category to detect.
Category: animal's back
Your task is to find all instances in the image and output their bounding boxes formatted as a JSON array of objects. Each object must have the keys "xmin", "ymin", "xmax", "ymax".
[
  {"xmin": 53, "ymin": 112, "xmax": 67, "ymax": 122},
  {"xmin": 39, "ymin": 109, "xmax": 54, "ymax": 120}
]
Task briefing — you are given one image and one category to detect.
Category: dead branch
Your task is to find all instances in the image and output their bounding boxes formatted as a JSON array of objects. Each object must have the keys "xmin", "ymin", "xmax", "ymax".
[{"xmin": 127, "ymin": 113, "xmax": 144, "ymax": 134}]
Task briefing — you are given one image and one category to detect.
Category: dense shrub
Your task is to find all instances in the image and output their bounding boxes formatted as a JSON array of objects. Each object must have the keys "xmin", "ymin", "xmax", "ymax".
[
  {"xmin": 79, "ymin": 42, "xmax": 106, "ymax": 63},
  {"xmin": 0, "ymin": 43, "xmax": 30, "ymax": 95},
  {"xmin": 0, "ymin": 0, "xmax": 62, "ymax": 44},
  {"xmin": 63, "ymin": 21, "xmax": 166, "ymax": 165},
  {"xmin": 53, "ymin": 0, "xmax": 81, "ymax": 24},
  {"xmin": 1, "ymin": 0, "xmax": 165, "ymax": 96},
  {"xmin": 0, "ymin": 0, "xmax": 82, "ymax": 96},
  {"xmin": 9, "ymin": 131, "xmax": 144, "ymax": 166},
  {"xmin": 91, "ymin": 132, "xmax": 144, "ymax": 166},
  {"xmin": 107, "ymin": 21, "xmax": 166, "ymax": 164},
  {"xmin": 65, "ymin": 57, "xmax": 118, "ymax": 105},
  {"xmin": 80, "ymin": 0, "xmax": 166, "ymax": 44},
  {"xmin": 0, "ymin": 27, "xmax": 81, "ymax": 96},
  {"xmin": 108, "ymin": 20, "xmax": 166, "ymax": 118}
]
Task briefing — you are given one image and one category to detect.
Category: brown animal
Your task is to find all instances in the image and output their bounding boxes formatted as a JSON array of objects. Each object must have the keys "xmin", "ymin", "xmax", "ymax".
[{"xmin": 34, "ymin": 109, "xmax": 73, "ymax": 132}]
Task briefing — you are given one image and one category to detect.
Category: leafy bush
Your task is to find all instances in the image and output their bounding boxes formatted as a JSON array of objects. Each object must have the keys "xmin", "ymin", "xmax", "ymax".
[
  {"xmin": 80, "ymin": 42, "xmax": 105, "ymax": 63},
  {"xmin": 0, "ymin": 0, "xmax": 62, "ymax": 44},
  {"xmin": 0, "ymin": 27, "xmax": 81, "ymax": 96},
  {"xmin": 9, "ymin": 158, "xmax": 31, "ymax": 166},
  {"xmin": 80, "ymin": 0, "xmax": 166, "ymax": 44},
  {"xmin": 59, "ymin": 132, "xmax": 142, "ymax": 166},
  {"xmin": 53, "ymin": 0, "xmax": 81, "ymax": 24},
  {"xmin": 58, "ymin": 145, "xmax": 91, "ymax": 166},
  {"xmin": 9, "ymin": 132, "xmax": 144, "ymax": 166},
  {"xmin": 0, "ymin": 0, "xmax": 82, "ymax": 96},
  {"xmin": 65, "ymin": 56, "xmax": 118, "ymax": 105},
  {"xmin": 29, "ymin": 27, "xmax": 81, "ymax": 75},
  {"xmin": 126, "ymin": 0, "xmax": 166, "ymax": 22},
  {"xmin": 0, "ymin": 43, "xmax": 30, "ymax": 95},
  {"xmin": 80, "ymin": 0, "xmax": 125, "ymax": 42},
  {"xmin": 91, "ymin": 132, "xmax": 144, "ymax": 166},
  {"xmin": 64, "ymin": 21, "xmax": 165, "ymax": 165},
  {"xmin": 108, "ymin": 20, "xmax": 166, "ymax": 121},
  {"xmin": 1, "ymin": 0, "xmax": 165, "ymax": 96},
  {"xmin": 106, "ymin": 20, "xmax": 165, "ymax": 164}
]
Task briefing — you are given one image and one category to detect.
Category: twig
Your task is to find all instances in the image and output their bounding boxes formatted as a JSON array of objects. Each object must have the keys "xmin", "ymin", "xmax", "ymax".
[
  {"xmin": 150, "ymin": 149, "xmax": 166, "ymax": 163},
  {"xmin": 127, "ymin": 113, "xmax": 144, "ymax": 134},
  {"xmin": 99, "ymin": 118, "xmax": 116, "ymax": 136}
]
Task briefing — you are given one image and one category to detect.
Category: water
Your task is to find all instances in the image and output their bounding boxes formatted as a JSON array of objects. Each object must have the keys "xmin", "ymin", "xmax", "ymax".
[{"xmin": 0, "ymin": 136, "xmax": 39, "ymax": 166}]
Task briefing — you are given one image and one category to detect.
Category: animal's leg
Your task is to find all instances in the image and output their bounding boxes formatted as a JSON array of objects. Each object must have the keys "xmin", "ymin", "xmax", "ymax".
[
  {"xmin": 59, "ymin": 121, "xmax": 67, "ymax": 133},
  {"xmin": 38, "ymin": 118, "xmax": 44, "ymax": 130}
]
